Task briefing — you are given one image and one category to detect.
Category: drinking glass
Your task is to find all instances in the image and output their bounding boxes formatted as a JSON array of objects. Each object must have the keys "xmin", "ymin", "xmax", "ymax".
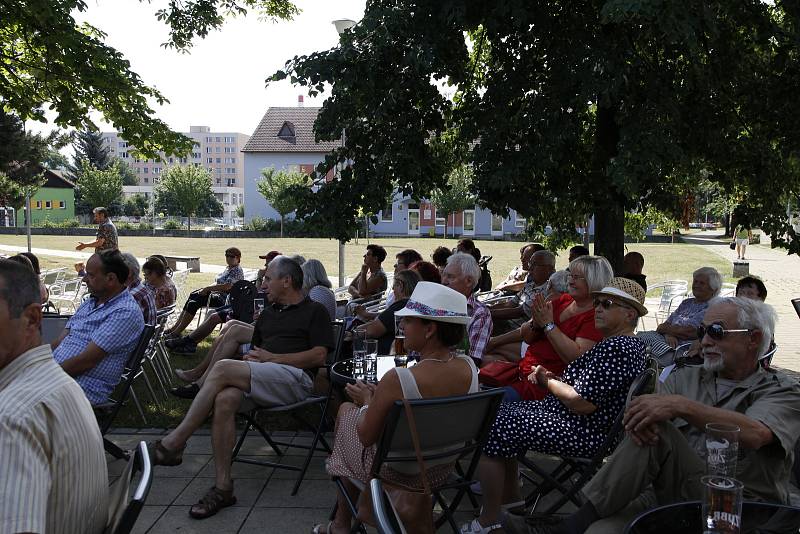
[
  {"xmin": 364, "ymin": 339, "xmax": 378, "ymax": 382},
  {"xmin": 253, "ymin": 298, "xmax": 265, "ymax": 319},
  {"xmin": 702, "ymin": 475, "xmax": 743, "ymax": 534},
  {"xmin": 706, "ymin": 423, "xmax": 740, "ymax": 476},
  {"xmin": 393, "ymin": 315, "xmax": 406, "ymax": 356},
  {"xmin": 352, "ymin": 336, "xmax": 367, "ymax": 379}
]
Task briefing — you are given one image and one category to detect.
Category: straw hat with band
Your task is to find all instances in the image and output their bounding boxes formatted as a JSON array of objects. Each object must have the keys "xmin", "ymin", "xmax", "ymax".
[
  {"xmin": 394, "ymin": 281, "xmax": 471, "ymax": 325},
  {"xmin": 591, "ymin": 277, "xmax": 648, "ymax": 317}
]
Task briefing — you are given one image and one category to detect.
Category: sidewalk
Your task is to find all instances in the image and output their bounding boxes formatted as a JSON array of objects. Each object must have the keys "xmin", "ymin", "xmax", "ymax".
[{"xmin": 680, "ymin": 233, "xmax": 800, "ymax": 371}]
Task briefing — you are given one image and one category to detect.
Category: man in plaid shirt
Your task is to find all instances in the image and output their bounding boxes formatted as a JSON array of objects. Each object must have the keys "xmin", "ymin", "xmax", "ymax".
[
  {"xmin": 52, "ymin": 250, "xmax": 144, "ymax": 405},
  {"xmin": 442, "ymin": 252, "xmax": 492, "ymax": 363}
]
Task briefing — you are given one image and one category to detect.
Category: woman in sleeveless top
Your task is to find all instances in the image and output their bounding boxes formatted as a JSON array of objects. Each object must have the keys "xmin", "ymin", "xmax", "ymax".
[{"xmin": 315, "ymin": 282, "xmax": 478, "ymax": 534}]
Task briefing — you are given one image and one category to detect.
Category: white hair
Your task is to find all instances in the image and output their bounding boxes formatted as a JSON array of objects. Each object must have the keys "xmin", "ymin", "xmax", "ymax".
[
  {"xmin": 694, "ymin": 266, "xmax": 722, "ymax": 297},
  {"xmin": 446, "ymin": 252, "xmax": 481, "ymax": 285},
  {"xmin": 568, "ymin": 255, "xmax": 614, "ymax": 293},
  {"xmin": 120, "ymin": 252, "xmax": 140, "ymax": 281},
  {"xmin": 710, "ymin": 296, "xmax": 776, "ymax": 358},
  {"xmin": 547, "ymin": 270, "xmax": 569, "ymax": 294},
  {"xmin": 302, "ymin": 259, "xmax": 331, "ymax": 291}
]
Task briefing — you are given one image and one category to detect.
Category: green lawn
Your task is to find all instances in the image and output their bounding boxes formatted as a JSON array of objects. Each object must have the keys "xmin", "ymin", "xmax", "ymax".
[{"xmin": 2, "ymin": 234, "xmax": 735, "ymax": 291}]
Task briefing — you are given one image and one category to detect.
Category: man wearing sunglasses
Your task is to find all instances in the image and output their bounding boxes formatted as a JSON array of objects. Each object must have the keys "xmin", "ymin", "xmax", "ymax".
[{"xmin": 535, "ymin": 297, "xmax": 800, "ymax": 534}]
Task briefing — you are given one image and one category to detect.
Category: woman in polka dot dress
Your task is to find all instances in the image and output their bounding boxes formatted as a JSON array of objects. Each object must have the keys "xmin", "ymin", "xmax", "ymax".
[{"xmin": 462, "ymin": 278, "xmax": 649, "ymax": 534}]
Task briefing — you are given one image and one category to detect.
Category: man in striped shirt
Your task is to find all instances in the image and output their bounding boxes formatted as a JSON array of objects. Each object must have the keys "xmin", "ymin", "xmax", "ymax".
[{"xmin": 0, "ymin": 260, "xmax": 108, "ymax": 533}]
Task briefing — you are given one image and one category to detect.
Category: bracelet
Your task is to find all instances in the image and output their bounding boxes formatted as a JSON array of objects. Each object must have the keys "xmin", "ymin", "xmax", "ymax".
[
  {"xmin": 544, "ymin": 322, "xmax": 556, "ymax": 333},
  {"xmin": 358, "ymin": 404, "xmax": 369, "ymax": 415}
]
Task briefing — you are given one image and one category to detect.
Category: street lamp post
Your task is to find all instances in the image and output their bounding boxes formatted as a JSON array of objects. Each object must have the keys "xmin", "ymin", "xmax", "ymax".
[{"xmin": 333, "ymin": 18, "xmax": 357, "ymax": 287}]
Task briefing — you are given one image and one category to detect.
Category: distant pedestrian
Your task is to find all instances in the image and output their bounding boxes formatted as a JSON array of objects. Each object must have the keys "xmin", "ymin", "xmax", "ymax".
[
  {"xmin": 734, "ymin": 223, "xmax": 752, "ymax": 260},
  {"xmin": 76, "ymin": 207, "xmax": 118, "ymax": 253}
]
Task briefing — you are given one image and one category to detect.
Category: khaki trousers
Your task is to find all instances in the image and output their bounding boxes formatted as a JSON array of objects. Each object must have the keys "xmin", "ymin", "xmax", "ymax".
[{"xmin": 583, "ymin": 422, "xmax": 706, "ymax": 517}]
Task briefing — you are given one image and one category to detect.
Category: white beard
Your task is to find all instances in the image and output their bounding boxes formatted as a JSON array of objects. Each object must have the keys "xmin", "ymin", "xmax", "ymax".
[{"xmin": 703, "ymin": 356, "xmax": 725, "ymax": 373}]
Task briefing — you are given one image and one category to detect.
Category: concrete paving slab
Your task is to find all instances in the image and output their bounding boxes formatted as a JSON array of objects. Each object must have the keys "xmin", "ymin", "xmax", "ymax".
[
  {"xmin": 146, "ymin": 505, "xmax": 250, "ymax": 533},
  {"xmin": 255, "ymin": 479, "xmax": 335, "ymax": 509},
  {"xmin": 200, "ymin": 459, "xmax": 274, "ymax": 479},
  {"xmin": 240, "ymin": 508, "xmax": 339, "ymax": 534},
  {"xmin": 153, "ymin": 454, "xmax": 211, "ymax": 478},
  {"xmin": 145, "ymin": 477, "xmax": 194, "ymax": 506},
  {"xmin": 131, "ymin": 505, "xmax": 167, "ymax": 534}
]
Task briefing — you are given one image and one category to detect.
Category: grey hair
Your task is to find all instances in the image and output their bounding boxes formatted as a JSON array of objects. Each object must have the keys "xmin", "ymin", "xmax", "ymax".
[
  {"xmin": 120, "ymin": 252, "xmax": 141, "ymax": 281},
  {"xmin": 694, "ymin": 266, "xmax": 722, "ymax": 297},
  {"xmin": 547, "ymin": 270, "xmax": 569, "ymax": 294},
  {"xmin": 288, "ymin": 254, "xmax": 306, "ymax": 265},
  {"xmin": 568, "ymin": 255, "xmax": 613, "ymax": 293},
  {"xmin": 533, "ymin": 249, "xmax": 556, "ymax": 267},
  {"xmin": 446, "ymin": 252, "xmax": 481, "ymax": 285},
  {"xmin": 271, "ymin": 255, "xmax": 304, "ymax": 290},
  {"xmin": 713, "ymin": 297, "xmax": 776, "ymax": 358},
  {"xmin": 302, "ymin": 259, "xmax": 331, "ymax": 291},
  {"xmin": 0, "ymin": 260, "xmax": 41, "ymax": 317}
]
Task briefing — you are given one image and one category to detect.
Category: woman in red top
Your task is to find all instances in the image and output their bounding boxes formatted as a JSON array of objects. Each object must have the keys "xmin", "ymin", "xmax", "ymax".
[{"xmin": 508, "ymin": 255, "xmax": 613, "ymax": 401}]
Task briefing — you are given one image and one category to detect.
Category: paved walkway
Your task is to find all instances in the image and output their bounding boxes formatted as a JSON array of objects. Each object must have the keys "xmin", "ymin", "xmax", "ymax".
[{"xmin": 681, "ymin": 233, "xmax": 800, "ymax": 371}]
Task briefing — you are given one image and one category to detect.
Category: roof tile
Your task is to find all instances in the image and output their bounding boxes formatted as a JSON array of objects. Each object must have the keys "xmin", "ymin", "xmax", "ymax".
[{"xmin": 242, "ymin": 107, "xmax": 341, "ymax": 153}]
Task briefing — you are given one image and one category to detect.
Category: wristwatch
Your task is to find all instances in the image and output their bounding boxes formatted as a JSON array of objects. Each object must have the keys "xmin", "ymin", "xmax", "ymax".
[{"xmin": 543, "ymin": 322, "xmax": 557, "ymax": 333}]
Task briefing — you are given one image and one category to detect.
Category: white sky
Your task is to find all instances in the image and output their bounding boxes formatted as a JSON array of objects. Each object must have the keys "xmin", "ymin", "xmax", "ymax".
[{"xmin": 28, "ymin": 0, "xmax": 366, "ymax": 137}]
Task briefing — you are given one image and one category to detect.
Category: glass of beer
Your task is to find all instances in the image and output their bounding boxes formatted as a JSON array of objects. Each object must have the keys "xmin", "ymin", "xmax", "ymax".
[
  {"xmin": 702, "ymin": 475, "xmax": 743, "ymax": 534},
  {"xmin": 393, "ymin": 315, "xmax": 406, "ymax": 357},
  {"xmin": 706, "ymin": 423, "xmax": 740, "ymax": 476}
]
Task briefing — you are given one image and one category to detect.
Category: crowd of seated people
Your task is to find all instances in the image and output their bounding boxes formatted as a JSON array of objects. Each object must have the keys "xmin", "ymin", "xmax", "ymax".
[{"xmin": 10, "ymin": 236, "xmax": 800, "ymax": 534}]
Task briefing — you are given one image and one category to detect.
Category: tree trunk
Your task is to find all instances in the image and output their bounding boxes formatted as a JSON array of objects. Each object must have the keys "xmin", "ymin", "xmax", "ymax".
[
  {"xmin": 592, "ymin": 103, "xmax": 624, "ymax": 273},
  {"xmin": 280, "ymin": 215, "xmax": 284, "ymax": 238},
  {"xmin": 187, "ymin": 214, "xmax": 191, "ymax": 232},
  {"xmin": 593, "ymin": 203, "xmax": 626, "ymax": 274}
]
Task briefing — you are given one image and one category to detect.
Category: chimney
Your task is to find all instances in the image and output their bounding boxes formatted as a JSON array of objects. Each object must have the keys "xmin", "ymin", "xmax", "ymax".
[{"xmin": 298, "ymin": 95, "xmax": 304, "ymax": 107}]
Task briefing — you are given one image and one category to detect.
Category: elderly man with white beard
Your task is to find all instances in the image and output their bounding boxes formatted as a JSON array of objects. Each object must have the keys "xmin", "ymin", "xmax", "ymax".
[{"xmin": 531, "ymin": 297, "xmax": 800, "ymax": 534}]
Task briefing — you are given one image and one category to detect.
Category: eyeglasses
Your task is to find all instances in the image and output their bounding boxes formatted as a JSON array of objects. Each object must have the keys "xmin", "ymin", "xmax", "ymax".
[
  {"xmin": 567, "ymin": 273, "xmax": 585, "ymax": 280},
  {"xmin": 697, "ymin": 323, "xmax": 752, "ymax": 340},
  {"xmin": 593, "ymin": 298, "xmax": 631, "ymax": 310}
]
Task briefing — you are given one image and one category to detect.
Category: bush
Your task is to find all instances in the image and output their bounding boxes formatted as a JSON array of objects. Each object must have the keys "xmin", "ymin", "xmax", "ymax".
[
  {"xmin": 245, "ymin": 216, "xmax": 270, "ymax": 231},
  {"xmin": 37, "ymin": 218, "xmax": 80, "ymax": 228},
  {"xmin": 138, "ymin": 222, "xmax": 154, "ymax": 230},
  {"xmin": 115, "ymin": 221, "xmax": 132, "ymax": 230},
  {"xmin": 162, "ymin": 219, "xmax": 183, "ymax": 230}
]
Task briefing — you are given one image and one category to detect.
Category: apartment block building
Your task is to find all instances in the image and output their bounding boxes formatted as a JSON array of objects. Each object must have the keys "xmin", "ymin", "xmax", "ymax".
[{"xmin": 101, "ymin": 126, "xmax": 249, "ymax": 223}]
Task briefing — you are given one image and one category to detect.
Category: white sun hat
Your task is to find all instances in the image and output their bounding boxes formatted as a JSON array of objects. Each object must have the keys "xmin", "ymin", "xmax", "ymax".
[{"xmin": 393, "ymin": 281, "xmax": 470, "ymax": 325}]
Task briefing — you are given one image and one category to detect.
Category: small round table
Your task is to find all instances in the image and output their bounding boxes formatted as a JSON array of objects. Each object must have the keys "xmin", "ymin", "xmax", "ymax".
[
  {"xmin": 330, "ymin": 356, "xmax": 404, "ymax": 385},
  {"xmin": 624, "ymin": 500, "xmax": 800, "ymax": 534}
]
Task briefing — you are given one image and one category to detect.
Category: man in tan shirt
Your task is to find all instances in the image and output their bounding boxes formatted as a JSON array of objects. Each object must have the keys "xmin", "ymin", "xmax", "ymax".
[
  {"xmin": 0, "ymin": 260, "xmax": 108, "ymax": 534},
  {"xmin": 534, "ymin": 297, "xmax": 800, "ymax": 534}
]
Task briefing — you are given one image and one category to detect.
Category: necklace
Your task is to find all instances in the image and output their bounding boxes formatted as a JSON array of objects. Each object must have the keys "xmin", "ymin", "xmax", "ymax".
[{"xmin": 416, "ymin": 353, "xmax": 455, "ymax": 365}]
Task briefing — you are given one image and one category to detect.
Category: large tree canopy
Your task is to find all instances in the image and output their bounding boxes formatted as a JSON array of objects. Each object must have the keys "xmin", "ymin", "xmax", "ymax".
[
  {"xmin": 1, "ymin": 0, "xmax": 298, "ymax": 158},
  {"xmin": 274, "ymin": 1, "xmax": 800, "ymax": 268}
]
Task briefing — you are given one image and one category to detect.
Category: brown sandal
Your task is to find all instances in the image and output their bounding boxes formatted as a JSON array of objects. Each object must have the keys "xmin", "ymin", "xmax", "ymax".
[
  {"xmin": 189, "ymin": 486, "xmax": 237, "ymax": 519},
  {"xmin": 147, "ymin": 439, "xmax": 185, "ymax": 466}
]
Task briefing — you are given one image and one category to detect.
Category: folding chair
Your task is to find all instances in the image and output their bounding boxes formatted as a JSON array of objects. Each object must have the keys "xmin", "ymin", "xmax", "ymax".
[
  {"xmin": 370, "ymin": 478, "xmax": 406, "ymax": 534},
  {"xmin": 231, "ymin": 320, "xmax": 348, "ymax": 495},
  {"xmin": 104, "ymin": 441, "xmax": 153, "ymax": 534},
  {"xmin": 519, "ymin": 367, "xmax": 656, "ymax": 516},
  {"xmin": 94, "ymin": 325, "xmax": 156, "ymax": 460},
  {"xmin": 333, "ymin": 388, "xmax": 505, "ymax": 533}
]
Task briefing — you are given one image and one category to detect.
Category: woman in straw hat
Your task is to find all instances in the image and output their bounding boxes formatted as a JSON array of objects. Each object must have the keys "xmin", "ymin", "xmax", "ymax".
[
  {"xmin": 315, "ymin": 282, "xmax": 479, "ymax": 534},
  {"xmin": 463, "ymin": 278, "xmax": 648, "ymax": 534}
]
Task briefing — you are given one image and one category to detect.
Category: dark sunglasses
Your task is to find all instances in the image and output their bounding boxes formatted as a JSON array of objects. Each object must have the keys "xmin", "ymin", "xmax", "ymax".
[
  {"xmin": 225, "ymin": 253, "xmax": 239, "ymax": 258},
  {"xmin": 697, "ymin": 323, "xmax": 752, "ymax": 340},
  {"xmin": 593, "ymin": 298, "xmax": 631, "ymax": 310}
]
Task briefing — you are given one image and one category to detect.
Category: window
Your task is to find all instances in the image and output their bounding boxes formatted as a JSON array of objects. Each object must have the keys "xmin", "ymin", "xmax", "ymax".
[
  {"xmin": 193, "ymin": 141, "xmax": 200, "ymax": 148},
  {"xmin": 463, "ymin": 209, "xmax": 475, "ymax": 234},
  {"xmin": 227, "ymin": 178, "xmax": 236, "ymax": 186},
  {"xmin": 153, "ymin": 167, "xmax": 161, "ymax": 174},
  {"xmin": 215, "ymin": 136, "xmax": 221, "ymax": 142},
  {"xmin": 491, "ymin": 213, "xmax": 503, "ymax": 234},
  {"xmin": 135, "ymin": 168, "xmax": 140, "ymax": 174},
  {"xmin": 206, "ymin": 147, "xmax": 212, "ymax": 153},
  {"xmin": 215, "ymin": 146, "xmax": 221, "ymax": 153},
  {"xmin": 34, "ymin": 200, "xmax": 42, "ymax": 209},
  {"xmin": 216, "ymin": 157, "xmax": 221, "ymax": 163},
  {"xmin": 224, "ymin": 157, "xmax": 235, "ymax": 163},
  {"xmin": 168, "ymin": 157, "xmax": 174, "ymax": 163},
  {"xmin": 58, "ymin": 200, "xmax": 66, "ymax": 209},
  {"xmin": 224, "ymin": 136, "xmax": 235, "ymax": 143},
  {"xmin": 120, "ymin": 152, "xmax": 128, "ymax": 158},
  {"xmin": 380, "ymin": 203, "xmax": 393, "ymax": 222},
  {"xmin": 434, "ymin": 208, "xmax": 445, "ymax": 227},
  {"xmin": 216, "ymin": 178, "xmax": 221, "ymax": 185},
  {"xmin": 180, "ymin": 157, "xmax": 188, "ymax": 163},
  {"xmin": 44, "ymin": 200, "xmax": 52, "ymax": 209},
  {"xmin": 118, "ymin": 141, "xmax": 128, "ymax": 147},
  {"xmin": 277, "ymin": 121, "xmax": 296, "ymax": 143},
  {"xmin": 143, "ymin": 167, "xmax": 149, "ymax": 173},
  {"xmin": 206, "ymin": 136, "xmax": 213, "ymax": 142},
  {"xmin": 144, "ymin": 177, "xmax": 149, "ymax": 184},
  {"xmin": 207, "ymin": 157, "xmax": 213, "ymax": 163},
  {"xmin": 225, "ymin": 167, "xmax": 236, "ymax": 174},
  {"xmin": 515, "ymin": 213, "xmax": 527, "ymax": 228},
  {"xmin": 192, "ymin": 152, "xmax": 201, "ymax": 159},
  {"xmin": 224, "ymin": 146, "xmax": 235, "ymax": 153},
  {"xmin": 207, "ymin": 167, "xmax": 214, "ymax": 173}
]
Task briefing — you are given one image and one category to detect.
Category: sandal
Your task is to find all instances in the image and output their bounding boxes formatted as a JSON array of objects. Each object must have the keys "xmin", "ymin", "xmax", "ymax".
[
  {"xmin": 175, "ymin": 368, "xmax": 199, "ymax": 383},
  {"xmin": 147, "ymin": 439, "xmax": 185, "ymax": 466},
  {"xmin": 460, "ymin": 518, "xmax": 503, "ymax": 533},
  {"xmin": 311, "ymin": 521, "xmax": 333, "ymax": 534},
  {"xmin": 189, "ymin": 486, "xmax": 237, "ymax": 519}
]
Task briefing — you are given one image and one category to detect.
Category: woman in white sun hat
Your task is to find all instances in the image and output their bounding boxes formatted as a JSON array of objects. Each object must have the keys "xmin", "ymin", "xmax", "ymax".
[
  {"xmin": 464, "ymin": 277, "xmax": 649, "ymax": 534},
  {"xmin": 315, "ymin": 282, "xmax": 479, "ymax": 534}
]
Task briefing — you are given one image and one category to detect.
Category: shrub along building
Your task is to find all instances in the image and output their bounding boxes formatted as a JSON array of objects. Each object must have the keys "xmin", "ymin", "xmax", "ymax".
[{"xmin": 242, "ymin": 103, "xmax": 527, "ymax": 238}]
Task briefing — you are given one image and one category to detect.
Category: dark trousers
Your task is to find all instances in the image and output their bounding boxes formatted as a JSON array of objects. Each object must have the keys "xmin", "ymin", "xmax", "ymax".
[{"xmin": 183, "ymin": 291, "xmax": 227, "ymax": 315}]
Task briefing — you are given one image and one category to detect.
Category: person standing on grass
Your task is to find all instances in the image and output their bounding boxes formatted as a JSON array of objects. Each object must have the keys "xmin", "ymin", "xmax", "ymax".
[{"xmin": 76, "ymin": 207, "xmax": 118, "ymax": 253}]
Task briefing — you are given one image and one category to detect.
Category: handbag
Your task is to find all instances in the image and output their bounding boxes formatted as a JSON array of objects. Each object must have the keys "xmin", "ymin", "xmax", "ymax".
[
  {"xmin": 729, "ymin": 242, "xmax": 736, "ymax": 250},
  {"xmin": 478, "ymin": 360, "xmax": 520, "ymax": 387}
]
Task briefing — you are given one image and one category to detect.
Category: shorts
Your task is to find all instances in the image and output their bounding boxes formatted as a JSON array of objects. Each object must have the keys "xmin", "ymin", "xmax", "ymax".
[
  {"xmin": 241, "ymin": 361, "xmax": 314, "ymax": 410},
  {"xmin": 736, "ymin": 238, "xmax": 748, "ymax": 246}
]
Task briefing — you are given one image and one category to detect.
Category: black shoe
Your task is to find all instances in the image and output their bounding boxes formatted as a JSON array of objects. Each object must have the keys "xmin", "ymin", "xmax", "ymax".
[
  {"xmin": 170, "ymin": 383, "xmax": 200, "ymax": 400},
  {"xmin": 167, "ymin": 336, "xmax": 197, "ymax": 354}
]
